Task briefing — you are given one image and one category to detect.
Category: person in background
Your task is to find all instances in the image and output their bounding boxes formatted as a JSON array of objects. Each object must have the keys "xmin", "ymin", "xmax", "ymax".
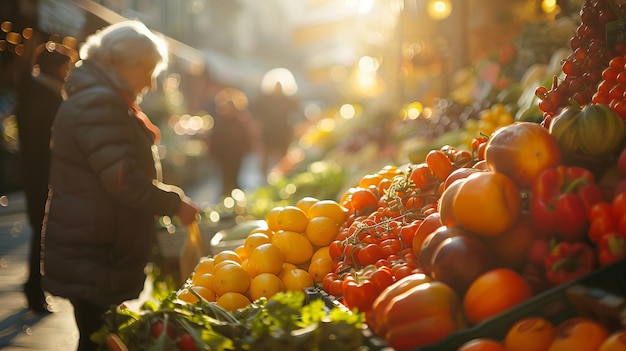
[
  {"xmin": 40, "ymin": 20, "xmax": 199, "ymax": 351},
  {"xmin": 250, "ymin": 81, "xmax": 300, "ymax": 176},
  {"xmin": 14, "ymin": 41, "xmax": 74, "ymax": 314},
  {"xmin": 207, "ymin": 87, "xmax": 257, "ymax": 196}
]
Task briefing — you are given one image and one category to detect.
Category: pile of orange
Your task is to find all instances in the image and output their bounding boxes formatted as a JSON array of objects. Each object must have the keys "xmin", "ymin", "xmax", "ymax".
[{"xmin": 177, "ymin": 197, "xmax": 348, "ymax": 311}]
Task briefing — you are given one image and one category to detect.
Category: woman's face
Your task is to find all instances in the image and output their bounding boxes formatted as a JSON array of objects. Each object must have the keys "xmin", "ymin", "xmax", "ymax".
[{"xmin": 115, "ymin": 56, "xmax": 159, "ymax": 96}]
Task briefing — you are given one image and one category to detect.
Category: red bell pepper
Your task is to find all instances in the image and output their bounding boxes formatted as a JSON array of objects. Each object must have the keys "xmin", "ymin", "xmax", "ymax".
[
  {"xmin": 598, "ymin": 231, "xmax": 626, "ymax": 266},
  {"xmin": 530, "ymin": 165, "xmax": 604, "ymax": 242},
  {"xmin": 544, "ymin": 241, "xmax": 596, "ymax": 286}
]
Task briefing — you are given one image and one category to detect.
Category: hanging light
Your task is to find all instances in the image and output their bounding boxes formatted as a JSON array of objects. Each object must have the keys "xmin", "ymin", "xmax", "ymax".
[{"xmin": 427, "ymin": 0, "xmax": 452, "ymax": 20}]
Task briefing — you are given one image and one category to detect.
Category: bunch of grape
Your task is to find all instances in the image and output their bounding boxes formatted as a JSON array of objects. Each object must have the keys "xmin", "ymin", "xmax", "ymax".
[{"xmin": 536, "ymin": 0, "xmax": 626, "ymax": 125}]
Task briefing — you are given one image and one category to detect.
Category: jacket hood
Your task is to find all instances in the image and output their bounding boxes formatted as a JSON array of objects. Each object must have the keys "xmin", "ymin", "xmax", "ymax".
[{"xmin": 65, "ymin": 60, "xmax": 133, "ymax": 99}]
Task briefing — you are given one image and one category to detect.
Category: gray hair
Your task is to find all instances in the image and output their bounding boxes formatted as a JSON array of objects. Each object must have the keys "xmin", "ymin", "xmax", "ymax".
[{"xmin": 79, "ymin": 20, "xmax": 168, "ymax": 77}]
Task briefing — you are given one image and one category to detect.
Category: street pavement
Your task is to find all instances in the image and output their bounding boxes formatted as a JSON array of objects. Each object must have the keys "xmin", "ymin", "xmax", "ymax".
[{"xmin": 0, "ymin": 191, "xmax": 80, "ymax": 350}]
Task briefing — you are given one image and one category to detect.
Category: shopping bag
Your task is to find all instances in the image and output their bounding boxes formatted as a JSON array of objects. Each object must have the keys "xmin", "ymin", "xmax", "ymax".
[{"xmin": 179, "ymin": 221, "xmax": 209, "ymax": 282}]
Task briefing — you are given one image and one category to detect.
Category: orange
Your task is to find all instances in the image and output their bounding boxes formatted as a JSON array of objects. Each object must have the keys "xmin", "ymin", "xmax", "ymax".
[
  {"xmin": 504, "ymin": 316, "xmax": 555, "ymax": 351},
  {"xmin": 214, "ymin": 259, "xmax": 241, "ymax": 271},
  {"xmin": 248, "ymin": 243, "xmax": 284, "ymax": 275},
  {"xmin": 281, "ymin": 268, "xmax": 314, "ymax": 292},
  {"xmin": 191, "ymin": 272, "xmax": 214, "ymax": 291},
  {"xmin": 191, "ymin": 285, "xmax": 216, "ymax": 302},
  {"xmin": 308, "ymin": 257, "xmax": 333, "ymax": 283},
  {"xmin": 177, "ymin": 288, "xmax": 200, "ymax": 304},
  {"xmin": 243, "ymin": 232, "xmax": 271, "ymax": 257},
  {"xmin": 265, "ymin": 206, "xmax": 284, "ymax": 233},
  {"xmin": 216, "ymin": 292, "xmax": 251, "ymax": 312},
  {"xmin": 234, "ymin": 245, "xmax": 248, "ymax": 260},
  {"xmin": 296, "ymin": 196, "xmax": 319, "ymax": 214},
  {"xmin": 212, "ymin": 263, "xmax": 251, "ymax": 296},
  {"xmin": 278, "ymin": 262, "xmax": 298, "ymax": 281},
  {"xmin": 458, "ymin": 338, "xmax": 505, "ymax": 351},
  {"xmin": 463, "ymin": 268, "xmax": 532, "ymax": 325},
  {"xmin": 192, "ymin": 257, "xmax": 215, "ymax": 277},
  {"xmin": 307, "ymin": 200, "xmax": 348, "ymax": 225},
  {"xmin": 240, "ymin": 258, "xmax": 257, "ymax": 277},
  {"xmin": 599, "ymin": 330, "xmax": 626, "ymax": 351},
  {"xmin": 305, "ymin": 216, "xmax": 340, "ymax": 247},
  {"xmin": 311, "ymin": 246, "xmax": 331, "ymax": 262},
  {"xmin": 249, "ymin": 226, "xmax": 274, "ymax": 239},
  {"xmin": 276, "ymin": 206, "xmax": 309, "ymax": 233},
  {"xmin": 271, "ymin": 230, "xmax": 314, "ymax": 264},
  {"xmin": 249, "ymin": 273, "xmax": 285, "ymax": 301},
  {"xmin": 213, "ymin": 250, "xmax": 242, "ymax": 265},
  {"xmin": 548, "ymin": 317, "xmax": 609, "ymax": 351}
]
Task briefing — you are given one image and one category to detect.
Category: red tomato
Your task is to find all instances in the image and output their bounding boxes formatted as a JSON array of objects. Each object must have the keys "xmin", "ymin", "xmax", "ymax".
[
  {"xmin": 151, "ymin": 320, "xmax": 176, "ymax": 340},
  {"xmin": 426, "ymin": 149, "xmax": 458, "ymax": 181},
  {"xmin": 398, "ymin": 220, "xmax": 421, "ymax": 248},
  {"xmin": 357, "ymin": 243, "xmax": 385, "ymax": 266},
  {"xmin": 178, "ymin": 333, "xmax": 198, "ymax": 351},
  {"xmin": 380, "ymin": 238, "xmax": 402, "ymax": 258},
  {"xmin": 409, "ymin": 163, "xmax": 436, "ymax": 190},
  {"xmin": 349, "ymin": 187, "xmax": 379, "ymax": 214},
  {"xmin": 342, "ymin": 278, "xmax": 379, "ymax": 313},
  {"xmin": 322, "ymin": 272, "xmax": 343, "ymax": 297},
  {"xmin": 369, "ymin": 266, "xmax": 394, "ymax": 293}
]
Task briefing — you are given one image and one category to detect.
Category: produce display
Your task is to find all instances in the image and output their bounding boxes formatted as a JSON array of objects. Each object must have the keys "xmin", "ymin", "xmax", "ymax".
[{"xmin": 98, "ymin": 0, "xmax": 626, "ymax": 350}]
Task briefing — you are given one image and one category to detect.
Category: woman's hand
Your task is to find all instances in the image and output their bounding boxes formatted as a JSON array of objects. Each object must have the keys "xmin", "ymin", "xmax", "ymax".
[{"xmin": 176, "ymin": 198, "xmax": 200, "ymax": 226}]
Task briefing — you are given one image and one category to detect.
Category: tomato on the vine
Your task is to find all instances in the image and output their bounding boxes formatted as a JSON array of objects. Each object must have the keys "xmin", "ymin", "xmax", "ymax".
[
  {"xmin": 178, "ymin": 333, "xmax": 197, "ymax": 351},
  {"xmin": 380, "ymin": 238, "xmax": 402, "ymax": 258},
  {"xmin": 409, "ymin": 163, "xmax": 436, "ymax": 190},
  {"xmin": 342, "ymin": 275, "xmax": 379, "ymax": 313},
  {"xmin": 368, "ymin": 266, "xmax": 394, "ymax": 293},
  {"xmin": 151, "ymin": 320, "xmax": 176, "ymax": 340},
  {"xmin": 357, "ymin": 243, "xmax": 385, "ymax": 266},
  {"xmin": 398, "ymin": 220, "xmax": 421, "ymax": 248},
  {"xmin": 322, "ymin": 272, "xmax": 343, "ymax": 297}
]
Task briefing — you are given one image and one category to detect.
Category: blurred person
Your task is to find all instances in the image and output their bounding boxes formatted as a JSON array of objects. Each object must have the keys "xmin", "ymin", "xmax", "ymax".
[
  {"xmin": 250, "ymin": 81, "xmax": 300, "ymax": 176},
  {"xmin": 207, "ymin": 87, "xmax": 258, "ymax": 196},
  {"xmin": 40, "ymin": 20, "xmax": 199, "ymax": 351},
  {"xmin": 14, "ymin": 41, "xmax": 74, "ymax": 314}
]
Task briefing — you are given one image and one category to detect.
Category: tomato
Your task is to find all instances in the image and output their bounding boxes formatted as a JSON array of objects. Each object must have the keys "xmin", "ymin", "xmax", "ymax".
[
  {"xmin": 151, "ymin": 320, "xmax": 176, "ymax": 340},
  {"xmin": 391, "ymin": 264, "xmax": 413, "ymax": 280},
  {"xmin": 322, "ymin": 272, "xmax": 343, "ymax": 297},
  {"xmin": 409, "ymin": 163, "xmax": 436, "ymax": 190},
  {"xmin": 380, "ymin": 238, "xmax": 402, "ymax": 258},
  {"xmin": 357, "ymin": 243, "xmax": 385, "ymax": 266},
  {"xmin": 342, "ymin": 276, "xmax": 379, "ymax": 313},
  {"xmin": 328, "ymin": 240, "xmax": 343, "ymax": 260},
  {"xmin": 426, "ymin": 149, "xmax": 458, "ymax": 181},
  {"xmin": 349, "ymin": 187, "xmax": 379, "ymax": 214},
  {"xmin": 178, "ymin": 333, "xmax": 198, "ymax": 351},
  {"xmin": 398, "ymin": 220, "xmax": 421, "ymax": 248},
  {"xmin": 368, "ymin": 266, "xmax": 394, "ymax": 293}
]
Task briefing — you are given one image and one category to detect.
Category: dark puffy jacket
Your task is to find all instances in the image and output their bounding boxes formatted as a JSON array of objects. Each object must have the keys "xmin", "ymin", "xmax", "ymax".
[{"xmin": 41, "ymin": 60, "xmax": 182, "ymax": 307}]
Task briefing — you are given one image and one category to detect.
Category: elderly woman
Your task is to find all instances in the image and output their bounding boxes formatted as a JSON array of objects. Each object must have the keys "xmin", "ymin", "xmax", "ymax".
[{"xmin": 41, "ymin": 20, "xmax": 199, "ymax": 350}]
